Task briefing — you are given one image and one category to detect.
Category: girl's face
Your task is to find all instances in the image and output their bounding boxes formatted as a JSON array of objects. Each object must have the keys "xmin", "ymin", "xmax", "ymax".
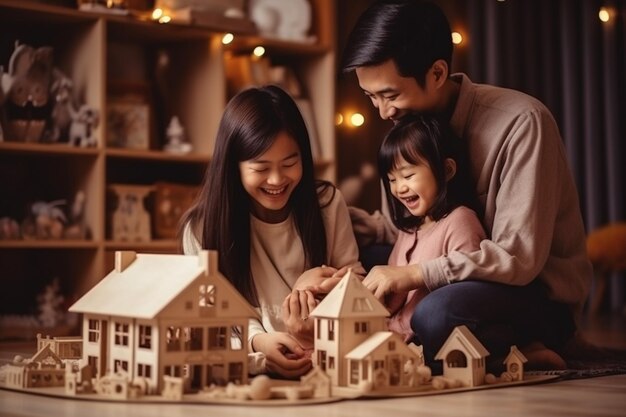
[
  {"xmin": 387, "ymin": 155, "xmax": 439, "ymax": 220},
  {"xmin": 239, "ymin": 131, "xmax": 303, "ymax": 223}
]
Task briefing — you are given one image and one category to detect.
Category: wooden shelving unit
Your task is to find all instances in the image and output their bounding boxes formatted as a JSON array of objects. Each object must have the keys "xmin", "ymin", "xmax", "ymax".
[{"xmin": 0, "ymin": 0, "xmax": 336, "ymax": 328}]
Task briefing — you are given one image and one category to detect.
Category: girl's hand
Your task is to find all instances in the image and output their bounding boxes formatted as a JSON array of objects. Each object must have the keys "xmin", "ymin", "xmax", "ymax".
[
  {"xmin": 251, "ymin": 332, "xmax": 312, "ymax": 379},
  {"xmin": 362, "ymin": 264, "xmax": 424, "ymax": 300},
  {"xmin": 282, "ymin": 289, "xmax": 317, "ymax": 348}
]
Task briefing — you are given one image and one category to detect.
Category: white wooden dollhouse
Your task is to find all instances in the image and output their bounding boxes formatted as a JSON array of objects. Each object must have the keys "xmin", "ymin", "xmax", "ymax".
[
  {"xmin": 68, "ymin": 250, "xmax": 258, "ymax": 393},
  {"xmin": 434, "ymin": 325, "xmax": 489, "ymax": 387}
]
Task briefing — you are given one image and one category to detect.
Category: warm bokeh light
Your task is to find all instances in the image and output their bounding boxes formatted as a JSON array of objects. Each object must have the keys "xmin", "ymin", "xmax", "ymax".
[
  {"xmin": 158, "ymin": 15, "xmax": 171, "ymax": 24},
  {"xmin": 151, "ymin": 8, "xmax": 163, "ymax": 20},
  {"xmin": 253, "ymin": 46, "xmax": 265, "ymax": 57},
  {"xmin": 599, "ymin": 7, "xmax": 610, "ymax": 22},
  {"xmin": 335, "ymin": 113, "xmax": 344, "ymax": 126},
  {"xmin": 350, "ymin": 113, "xmax": 365, "ymax": 127},
  {"xmin": 222, "ymin": 33, "xmax": 234, "ymax": 45},
  {"xmin": 451, "ymin": 32, "xmax": 463, "ymax": 45}
]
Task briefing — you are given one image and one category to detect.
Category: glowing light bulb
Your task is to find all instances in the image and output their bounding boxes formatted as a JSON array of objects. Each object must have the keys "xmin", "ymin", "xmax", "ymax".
[
  {"xmin": 599, "ymin": 7, "xmax": 610, "ymax": 22},
  {"xmin": 253, "ymin": 46, "xmax": 265, "ymax": 57},
  {"xmin": 451, "ymin": 32, "xmax": 463, "ymax": 45},
  {"xmin": 335, "ymin": 113, "xmax": 344, "ymax": 126},
  {"xmin": 151, "ymin": 8, "xmax": 163, "ymax": 20},
  {"xmin": 350, "ymin": 113, "xmax": 365, "ymax": 127},
  {"xmin": 159, "ymin": 15, "xmax": 171, "ymax": 23},
  {"xmin": 222, "ymin": 33, "xmax": 234, "ymax": 45}
]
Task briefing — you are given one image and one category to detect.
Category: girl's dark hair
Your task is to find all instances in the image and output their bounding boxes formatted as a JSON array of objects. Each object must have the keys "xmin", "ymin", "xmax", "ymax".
[
  {"xmin": 378, "ymin": 115, "xmax": 478, "ymax": 233},
  {"xmin": 180, "ymin": 85, "xmax": 330, "ymax": 305},
  {"xmin": 342, "ymin": 0, "xmax": 453, "ymax": 87}
]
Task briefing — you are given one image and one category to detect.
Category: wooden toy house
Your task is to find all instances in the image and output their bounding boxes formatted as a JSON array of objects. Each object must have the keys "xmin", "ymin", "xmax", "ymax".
[
  {"xmin": 68, "ymin": 250, "xmax": 258, "ymax": 393},
  {"xmin": 434, "ymin": 325, "xmax": 489, "ymax": 387},
  {"xmin": 310, "ymin": 271, "xmax": 390, "ymax": 387},
  {"xmin": 345, "ymin": 331, "xmax": 420, "ymax": 389},
  {"xmin": 503, "ymin": 345, "xmax": 527, "ymax": 381}
]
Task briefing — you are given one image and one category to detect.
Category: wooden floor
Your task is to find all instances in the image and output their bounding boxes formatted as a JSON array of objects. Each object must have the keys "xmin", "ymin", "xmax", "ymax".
[{"xmin": 1, "ymin": 313, "xmax": 625, "ymax": 417}]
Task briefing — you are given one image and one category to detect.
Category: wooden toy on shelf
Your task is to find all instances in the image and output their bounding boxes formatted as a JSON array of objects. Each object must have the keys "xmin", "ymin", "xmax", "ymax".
[{"xmin": 109, "ymin": 184, "xmax": 153, "ymax": 242}]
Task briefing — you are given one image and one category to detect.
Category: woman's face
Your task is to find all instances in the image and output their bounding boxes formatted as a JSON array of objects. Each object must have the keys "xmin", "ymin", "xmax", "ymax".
[{"xmin": 239, "ymin": 131, "xmax": 303, "ymax": 223}]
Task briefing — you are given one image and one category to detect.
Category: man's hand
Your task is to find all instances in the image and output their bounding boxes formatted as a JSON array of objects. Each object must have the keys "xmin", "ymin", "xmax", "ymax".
[
  {"xmin": 292, "ymin": 266, "xmax": 338, "ymax": 291},
  {"xmin": 251, "ymin": 332, "xmax": 312, "ymax": 379},
  {"xmin": 362, "ymin": 264, "xmax": 424, "ymax": 300}
]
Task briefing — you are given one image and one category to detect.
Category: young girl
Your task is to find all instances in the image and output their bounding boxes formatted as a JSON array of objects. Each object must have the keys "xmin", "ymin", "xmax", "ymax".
[
  {"xmin": 180, "ymin": 85, "xmax": 363, "ymax": 378},
  {"xmin": 367, "ymin": 115, "xmax": 486, "ymax": 343}
]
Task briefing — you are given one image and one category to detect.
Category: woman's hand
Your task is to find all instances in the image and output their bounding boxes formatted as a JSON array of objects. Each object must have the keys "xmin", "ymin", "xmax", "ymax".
[
  {"xmin": 282, "ymin": 289, "xmax": 317, "ymax": 348},
  {"xmin": 362, "ymin": 264, "xmax": 424, "ymax": 300},
  {"xmin": 251, "ymin": 332, "xmax": 312, "ymax": 379}
]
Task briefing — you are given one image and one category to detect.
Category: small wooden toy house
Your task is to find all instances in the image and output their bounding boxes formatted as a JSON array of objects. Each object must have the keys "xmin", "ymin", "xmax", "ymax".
[
  {"xmin": 503, "ymin": 345, "xmax": 527, "ymax": 381},
  {"xmin": 1, "ymin": 344, "xmax": 65, "ymax": 389},
  {"xmin": 69, "ymin": 250, "xmax": 258, "ymax": 394},
  {"xmin": 345, "ymin": 331, "xmax": 419, "ymax": 390},
  {"xmin": 310, "ymin": 271, "xmax": 389, "ymax": 387},
  {"xmin": 434, "ymin": 325, "xmax": 489, "ymax": 387}
]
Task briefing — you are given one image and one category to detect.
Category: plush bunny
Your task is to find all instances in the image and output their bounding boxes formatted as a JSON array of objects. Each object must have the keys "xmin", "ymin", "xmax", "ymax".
[{"xmin": 3, "ymin": 42, "xmax": 54, "ymax": 142}]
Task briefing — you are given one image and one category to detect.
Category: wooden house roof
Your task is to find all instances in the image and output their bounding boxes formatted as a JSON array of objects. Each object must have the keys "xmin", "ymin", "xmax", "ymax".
[
  {"xmin": 69, "ymin": 251, "xmax": 257, "ymax": 319},
  {"xmin": 310, "ymin": 270, "xmax": 389, "ymax": 319},
  {"xmin": 434, "ymin": 325, "xmax": 490, "ymax": 360}
]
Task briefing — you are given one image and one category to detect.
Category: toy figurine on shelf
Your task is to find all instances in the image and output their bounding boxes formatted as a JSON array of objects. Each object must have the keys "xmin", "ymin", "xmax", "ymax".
[
  {"xmin": 64, "ymin": 190, "xmax": 91, "ymax": 239},
  {"xmin": 37, "ymin": 277, "xmax": 65, "ymax": 328},
  {"xmin": 163, "ymin": 115, "xmax": 192, "ymax": 154},
  {"xmin": 21, "ymin": 199, "xmax": 67, "ymax": 240}
]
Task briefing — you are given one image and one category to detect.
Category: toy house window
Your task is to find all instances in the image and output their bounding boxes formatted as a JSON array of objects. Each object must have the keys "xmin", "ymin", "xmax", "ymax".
[
  {"xmin": 388, "ymin": 341, "xmax": 396, "ymax": 351},
  {"xmin": 114, "ymin": 359, "xmax": 128, "ymax": 372},
  {"xmin": 230, "ymin": 325, "xmax": 244, "ymax": 350},
  {"xmin": 206, "ymin": 363, "xmax": 225, "ymax": 385},
  {"xmin": 208, "ymin": 326, "xmax": 227, "ymax": 350},
  {"xmin": 374, "ymin": 360, "xmax": 384, "ymax": 369},
  {"xmin": 328, "ymin": 320, "xmax": 335, "ymax": 340},
  {"xmin": 164, "ymin": 365, "xmax": 182, "ymax": 377},
  {"xmin": 350, "ymin": 360, "xmax": 359, "ymax": 384},
  {"xmin": 362, "ymin": 360, "xmax": 369, "ymax": 380},
  {"xmin": 138, "ymin": 325, "xmax": 152, "ymax": 349},
  {"xmin": 166, "ymin": 326, "xmax": 182, "ymax": 351},
  {"xmin": 352, "ymin": 297, "xmax": 373, "ymax": 312},
  {"xmin": 354, "ymin": 321, "xmax": 369, "ymax": 334},
  {"xmin": 137, "ymin": 363, "xmax": 152, "ymax": 378},
  {"xmin": 318, "ymin": 350, "xmax": 327, "ymax": 370},
  {"xmin": 88, "ymin": 319, "xmax": 100, "ymax": 342},
  {"xmin": 228, "ymin": 362, "xmax": 243, "ymax": 384},
  {"xmin": 329, "ymin": 356, "xmax": 335, "ymax": 369},
  {"xmin": 114, "ymin": 322, "xmax": 129, "ymax": 346},
  {"xmin": 88, "ymin": 356, "xmax": 98, "ymax": 376},
  {"xmin": 184, "ymin": 327, "xmax": 203, "ymax": 351},
  {"xmin": 199, "ymin": 284, "xmax": 216, "ymax": 308},
  {"xmin": 316, "ymin": 319, "xmax": 321, "ymax": 339},
  {"xmin": 446, "ymin": 350, "xmax": 467, "ymax": 368}
]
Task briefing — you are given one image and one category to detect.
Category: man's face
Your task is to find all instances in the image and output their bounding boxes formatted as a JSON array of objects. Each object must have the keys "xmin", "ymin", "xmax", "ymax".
[{"xmin": 356, "ymin": 59, "xmax": 440, "ymax": 122}]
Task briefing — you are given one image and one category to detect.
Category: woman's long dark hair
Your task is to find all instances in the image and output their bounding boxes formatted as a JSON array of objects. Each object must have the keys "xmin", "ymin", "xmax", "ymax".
[
  {"xmin": 180, "ymin": 85, "xmax": 329, "ymax": 305},
  {"xmin": 378, "ymin": 115, "xmax": 478, "ymax": 233}
]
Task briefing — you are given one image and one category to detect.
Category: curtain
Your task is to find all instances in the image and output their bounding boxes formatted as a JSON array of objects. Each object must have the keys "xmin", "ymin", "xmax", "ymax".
[{"xmin": 467, "ymin": 0, "xmax": 626, "ymax": 312}]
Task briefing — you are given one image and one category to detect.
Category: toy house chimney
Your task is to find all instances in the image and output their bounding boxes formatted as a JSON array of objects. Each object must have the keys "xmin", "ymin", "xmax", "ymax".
[
  {"xmin": 115, "ymin": 251, "xmax": 137, "ymax": 272},
  {"xmin": 199, "ymin": 250, "xmax": 218, "ymax": 276}
]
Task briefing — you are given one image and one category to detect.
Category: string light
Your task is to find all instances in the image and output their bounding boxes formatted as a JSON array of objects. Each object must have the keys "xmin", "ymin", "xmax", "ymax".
[
  {"xmin": 335, "ymin": 113, "xmax": 344, "ymax": 126},
  {"xmin": 222, "ymin": 33, "xmax": 234, "ymax": 45},
  {"xmin": 451, "ymin": 32, "xmax": 463, "ymax": 45},
  {"xmin": 151, "ymin": 8, "xmax": 163, "ymax": 20},
  {"xmin": 350, "ymin": 113, "xmax": 365, "ymax": 127},
  {"xmin": 599, "ymin": 7, "xmax": 610, "ymax": 22},
  {"xmin": 253, "ymin": 46, "xmax": 265, "ymax": 57}
]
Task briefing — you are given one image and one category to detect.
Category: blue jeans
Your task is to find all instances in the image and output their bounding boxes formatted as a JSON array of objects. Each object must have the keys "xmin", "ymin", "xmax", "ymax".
[{"xmin": 408, "ymin": 280, "xmax": 576, "ymax": 374}]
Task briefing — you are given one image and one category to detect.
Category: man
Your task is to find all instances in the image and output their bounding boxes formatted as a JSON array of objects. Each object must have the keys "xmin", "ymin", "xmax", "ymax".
[{"xmin": 343, "ymin": 0, "xmax": 592, "ymax": 372}]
